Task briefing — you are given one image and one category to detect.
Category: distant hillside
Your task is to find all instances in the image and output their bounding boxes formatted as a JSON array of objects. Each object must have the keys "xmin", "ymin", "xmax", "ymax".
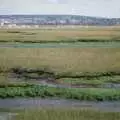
[{"xmin": 0, "ymin": 15, "xmax": 120, "ymax": 25}]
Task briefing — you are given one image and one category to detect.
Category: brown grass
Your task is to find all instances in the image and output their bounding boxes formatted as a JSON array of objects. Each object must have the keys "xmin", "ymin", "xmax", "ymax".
[
  {"xmin": 0, "ymin": 26, "xmax": 120, "ymax": 42},
  {"xmin": 0, "ymin": 48, "xmax": 120, "ymax": 73}
]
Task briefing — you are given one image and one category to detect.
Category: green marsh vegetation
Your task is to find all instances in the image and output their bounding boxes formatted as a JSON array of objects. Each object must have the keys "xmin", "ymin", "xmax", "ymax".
[{"xmin": 0, "ymin": 85, "xmax": 120, "ymax": 101}]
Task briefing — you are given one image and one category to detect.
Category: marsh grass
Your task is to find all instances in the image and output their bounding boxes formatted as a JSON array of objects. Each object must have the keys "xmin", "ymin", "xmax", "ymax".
[{"xmin": 0, "ymin": 48, "xmax": 120, "ymax": 73}]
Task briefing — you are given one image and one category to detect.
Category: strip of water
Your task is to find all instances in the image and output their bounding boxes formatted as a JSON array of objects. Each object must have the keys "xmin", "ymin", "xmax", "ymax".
[{"xmin": 0, "ymin": 42, "xmax": 120, "ymax": 48}]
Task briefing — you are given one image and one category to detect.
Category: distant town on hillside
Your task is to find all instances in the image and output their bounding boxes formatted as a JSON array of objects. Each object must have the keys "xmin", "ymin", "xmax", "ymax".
[{"xmin": 0, "ymin": 15, "xmax": 120, "ymax": 27}]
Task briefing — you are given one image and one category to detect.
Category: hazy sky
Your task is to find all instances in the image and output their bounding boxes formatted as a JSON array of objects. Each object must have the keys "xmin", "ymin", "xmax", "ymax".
[{"xmin": 0, "ymin": 0, "xmax": 120, "ymax": 18}]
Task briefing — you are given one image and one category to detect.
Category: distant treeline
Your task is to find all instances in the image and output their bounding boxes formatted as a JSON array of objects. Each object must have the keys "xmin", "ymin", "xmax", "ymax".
[{"xmin": 0, "ymin": 15, "xmax": 120, "ymax": 25}]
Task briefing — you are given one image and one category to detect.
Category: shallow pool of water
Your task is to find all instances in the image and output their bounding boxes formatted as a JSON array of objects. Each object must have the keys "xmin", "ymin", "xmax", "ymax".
[{"xmin": 0, "ymin": 98, "xmax": 120, "ymax": 112}]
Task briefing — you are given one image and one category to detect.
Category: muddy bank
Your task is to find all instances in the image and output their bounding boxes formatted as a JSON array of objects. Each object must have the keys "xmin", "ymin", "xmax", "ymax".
[
  {"xmin": 6, "ymin": 67, "xmax": 120, "ymax": 88},
  {"xmin": 9, "ymin": 67, "xmax": 120, "ymax": 79}
]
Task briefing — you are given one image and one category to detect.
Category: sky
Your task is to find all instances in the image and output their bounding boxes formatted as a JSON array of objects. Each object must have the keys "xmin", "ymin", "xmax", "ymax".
[{"xmin": 0, "ymin": 0, "xmax": 120, "ymax": 18}]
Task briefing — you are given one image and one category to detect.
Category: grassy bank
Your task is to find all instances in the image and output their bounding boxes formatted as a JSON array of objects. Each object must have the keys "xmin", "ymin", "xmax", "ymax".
[
  {"xmin": 0, "ymin": 85, "xmax": 120, "ymax": 101},
  {"xmin": 0, "ymin": 26, "xmax": 120, "ymax": 43},
  {"xmin": 14, "ymin": 108, "xmax": 120, "ymax": 120}
]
